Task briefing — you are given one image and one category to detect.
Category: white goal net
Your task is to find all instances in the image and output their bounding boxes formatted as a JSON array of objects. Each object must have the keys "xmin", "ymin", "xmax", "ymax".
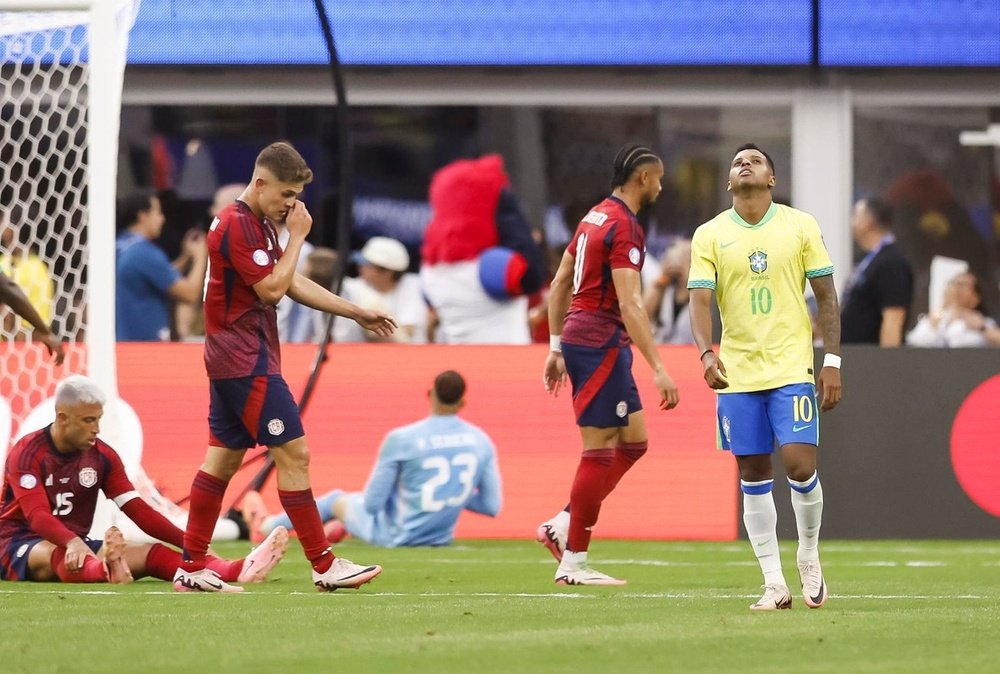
[
  {"xmin": 0, "ymin": 0, "xmax": 135, "ymax": 437},
  {"xmin": 0, "ymin": 2, "xmax": 240, "ymax": 542}
]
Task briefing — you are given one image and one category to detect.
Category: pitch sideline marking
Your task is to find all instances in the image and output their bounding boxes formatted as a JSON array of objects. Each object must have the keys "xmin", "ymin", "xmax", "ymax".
[{"xmin": 0, "ymin": 589, "xmax": 991, "ymax": 600}]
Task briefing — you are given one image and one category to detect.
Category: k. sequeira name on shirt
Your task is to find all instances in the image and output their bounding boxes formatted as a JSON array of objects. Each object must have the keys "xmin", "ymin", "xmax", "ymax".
[{"xmin": 561, "ymin": 196, "xmax": 646, "ymax": 349}]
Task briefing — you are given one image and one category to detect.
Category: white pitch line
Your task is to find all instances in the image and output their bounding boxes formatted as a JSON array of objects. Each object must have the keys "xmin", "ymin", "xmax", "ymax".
[
  {"xmin": 0, "ymin": 589, "xmax": 992, "ymax": 600},
  {"xmin": 424, "ymin": 558, "xmax": 965, "ymax": 569}
]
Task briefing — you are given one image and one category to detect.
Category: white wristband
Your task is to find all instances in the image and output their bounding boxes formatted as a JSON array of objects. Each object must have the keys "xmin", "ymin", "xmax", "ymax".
[
  {"xmin": 549, "ymin": 335, "xmax": 562, "ymax": 352},
  {"xmin": 823, "ymin": 353, "xmax": 841, "ymax": 369}
]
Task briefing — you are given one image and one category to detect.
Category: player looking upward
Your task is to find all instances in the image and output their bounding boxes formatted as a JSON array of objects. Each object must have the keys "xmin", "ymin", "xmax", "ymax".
[
  {"xmin": 687, "ymin": 143, "xmax": 842, "ymax": 611},
  {"xmin": 538, "ymin": 144, "xmax": 680, "ymax": 586},
  {"xmin": 173, "ymin": 142, "xmax": 397, "ymax": 592}
]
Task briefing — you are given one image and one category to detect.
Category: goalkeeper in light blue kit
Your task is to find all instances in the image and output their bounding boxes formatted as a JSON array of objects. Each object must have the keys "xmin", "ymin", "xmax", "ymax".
[{"xmin": 245, "ymin": 370, "xmax": 503, "ymax": 547}]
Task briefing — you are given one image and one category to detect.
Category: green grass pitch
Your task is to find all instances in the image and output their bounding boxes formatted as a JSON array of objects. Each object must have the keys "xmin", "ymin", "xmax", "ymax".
[{"xmin": 2, "ymin": 539, "xmax": 999, "ymax": 673}]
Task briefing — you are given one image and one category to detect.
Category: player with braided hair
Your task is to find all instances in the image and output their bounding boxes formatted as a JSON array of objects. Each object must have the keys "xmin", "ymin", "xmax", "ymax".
[{"xmin": 537, "ymin": 144, "xmax": 680, "ymax": 585}]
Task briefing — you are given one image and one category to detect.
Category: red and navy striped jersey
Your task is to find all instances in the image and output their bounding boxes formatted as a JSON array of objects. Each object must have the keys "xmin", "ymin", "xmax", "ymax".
[
  {"xmin": 562, "ymin": 196, "xmax": 646, "ymax": 349},
  {"xmin": 0, "ymin": 427, "xmax": 134, "ymax": 541},
  {"xmin": 204, "ymin": 200, "xmax": 282, "ymax": 380}
]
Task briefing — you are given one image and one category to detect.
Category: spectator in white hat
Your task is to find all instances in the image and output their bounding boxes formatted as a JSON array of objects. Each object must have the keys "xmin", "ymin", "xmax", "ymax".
[{"xmin": 335, "ymin": 236, "xmax": 428, "ymax": 343}]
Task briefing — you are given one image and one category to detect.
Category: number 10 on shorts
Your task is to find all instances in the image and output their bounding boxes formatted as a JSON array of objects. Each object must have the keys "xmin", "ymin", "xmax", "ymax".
[{"xmin": 792, "ymin": 395, "xmax": 814, "ymax": 423}]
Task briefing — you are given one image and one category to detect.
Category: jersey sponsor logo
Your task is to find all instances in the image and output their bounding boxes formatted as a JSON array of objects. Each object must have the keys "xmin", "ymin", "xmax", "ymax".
[
  {"xmin": 252, "ymin": 249, "xmax": 270, "ymax": 266},
  {"xmin": 720, "ymin": 240, "xmax": 737, "ymax": 249},
  {"xmin": 19, "ymin": 474, "xmax": 37, "ymax": 489},
  {"xmin": 792, "ymin": 424, "xmax": 812, "ymax": 432},
  {"xmin": 44, "ymin": 474, "xmax": 53, "ymax": 487},
  {"xmin": 615, "ymin": 401, "xmax": 628, "ymax": 418},
  {"xmin": 59, "ymin": 477, "xmax": 70, "ymax": 484},
  {"xmin": 267, "ymin": 418, "xmax": 285, "ymax": 436},
  {"xmin": 79, "ymin": 467, "xmax": 98, "ymax": 488},
  {"xmin": 722, "ymin": 416, "xmax": 732, "ymax": 444},
  {"xmin": 628, "ymin": 247, "xmax": 641, "ymax": 265},
  {"xmin": 749, "ymin": 250, "xmax": 768, "ymax": 274}
]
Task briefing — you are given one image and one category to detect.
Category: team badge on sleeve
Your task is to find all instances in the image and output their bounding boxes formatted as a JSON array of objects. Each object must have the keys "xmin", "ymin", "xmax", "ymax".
[
  {"xmin": 628, "ymin": 247, "xmax": 641, "ymax": 265},
  {"xmin": 19, "ymin": 474, "xmax": 37, "ymax": 489},
  {"xmin": 79, "ymin": 467, "xmax": 98, "ymax": 488},
  {"xmin": 252, "ymin": 249, "xmax": 270, "ymax": 266}
]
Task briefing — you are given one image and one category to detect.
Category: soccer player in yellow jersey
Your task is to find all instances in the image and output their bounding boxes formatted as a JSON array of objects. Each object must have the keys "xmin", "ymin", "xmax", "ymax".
[{"xmin": 688, "ymin": 144, "xmax": 842, "ymax": 611}]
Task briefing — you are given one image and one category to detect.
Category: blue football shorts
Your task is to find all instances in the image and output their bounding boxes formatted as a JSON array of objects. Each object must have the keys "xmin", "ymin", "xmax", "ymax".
[
  {"xmin": 208, "ymin": 374, "xmax": 305, "ymax": 449},
  {"xmin": 0, "ymin": 535, "xmax": 102, "ymax": 581},
  {"xmin": 561, "ymin": 342, "xmax": 642, "ymax": 428},
  {"xmin": 716, "ymin": 382, "xmax": 820, "ymax": 455}
]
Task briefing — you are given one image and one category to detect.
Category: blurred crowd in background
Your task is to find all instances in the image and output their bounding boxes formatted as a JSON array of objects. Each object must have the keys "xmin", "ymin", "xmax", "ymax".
[{"xmin": 5, "ymin": 103, "xmax": 999, "ymax": 350}]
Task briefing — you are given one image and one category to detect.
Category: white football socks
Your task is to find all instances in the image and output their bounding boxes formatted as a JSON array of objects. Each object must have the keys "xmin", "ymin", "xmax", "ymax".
[
  {"xmin": 552, "ymin": 509, "xmax": 571, "ymax": 531},
  {"xmin": 788, "ymin": 471, "xmax": 824, "ymax": 564},
  {"xmin": 742, "ymin": 480, "xmax": 786, "ymax": 587}
]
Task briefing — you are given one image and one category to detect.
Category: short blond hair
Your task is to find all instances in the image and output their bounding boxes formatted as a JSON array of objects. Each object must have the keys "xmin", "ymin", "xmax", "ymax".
[
  {"xmin": 255, "ymin": 142, "xmax": 313, "ymax": 184},
  {"xmin": 55, "ymin": 375, "xmax": 106, "ymax": 407}
]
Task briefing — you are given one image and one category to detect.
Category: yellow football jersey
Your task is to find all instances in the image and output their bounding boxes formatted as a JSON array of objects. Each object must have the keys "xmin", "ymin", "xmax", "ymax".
[
  {"xmin": 687, "ymin": 202, "xmax": 833, "ymax": 393},
  {"xmin": 0, "ymin": 252, "xmax": 53, "ymax": 327}
]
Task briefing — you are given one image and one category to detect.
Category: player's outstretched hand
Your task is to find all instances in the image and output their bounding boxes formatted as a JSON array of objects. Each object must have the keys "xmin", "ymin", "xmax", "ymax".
[
  {"xmin": 817, "ymin": 366, "xmax": 842, "ymax": 411},
  {"xmin": 701, "ymin": 352, "xmax": 729, "ymax": 390},
  {"xmin": 285, "ymin": 200, "xmax": 313, "ymax": 240},
  {"xmin": 357, "ymin": 308, "xmax": 398, "ymax": 337},
  {"xmin": 39, "ymin": 331, "xmax": 65, "ymax": 365},
  {"xmin": 543, "ymin": 351, "xmax": 566, "ymax": 397},
  {"xmin": 654, "ymin": 369, "xmax": 680, "ymax": 410}
]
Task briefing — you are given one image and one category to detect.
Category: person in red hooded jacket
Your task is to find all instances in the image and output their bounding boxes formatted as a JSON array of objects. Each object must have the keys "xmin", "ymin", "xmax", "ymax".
[{"xmin": 420, "ymin": 154, "xmax": 545, "ymax": 344}]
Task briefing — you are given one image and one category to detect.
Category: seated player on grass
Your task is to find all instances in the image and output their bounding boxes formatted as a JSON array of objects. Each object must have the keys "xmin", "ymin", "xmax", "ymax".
[
  {"xmin": 0, "ymin": 375, "xmax": 286, "ymax": 589},
  {"xmin": 243, "ymin": 370, "xmax": 502, "ymax": 548}
]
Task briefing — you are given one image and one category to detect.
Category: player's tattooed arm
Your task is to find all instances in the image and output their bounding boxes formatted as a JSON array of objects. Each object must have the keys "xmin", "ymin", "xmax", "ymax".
[
  {"xmin": 809, "ymin": 274, "xmax": 840, "ymax": 358},
  {"xmin": 809, "ymin": 274, "xmax": 842, "ymax": 411}
]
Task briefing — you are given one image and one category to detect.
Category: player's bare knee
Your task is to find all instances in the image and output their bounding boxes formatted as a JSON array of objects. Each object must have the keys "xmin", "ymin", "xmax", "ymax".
[
  {"xmin": 780, "ymin": 444, "xmax": 817, "ymax": 481},
  {"xmin": 270, "ymin": 439, "xmax": 310, "ymax": 471},
  {"xmin": 736, "ymin": 455, "xmax": 773, "ymax": 482},
  {"xmin": 785, "ymin": 463, "xmax": 817, "ymax": 483},
  {"xmin": 202, "ymin": 446, "xmax": 246, "ymax": 480},
  {"xmin": 27, "ymin": 542, "xmax": 58, "ymax": 581}
]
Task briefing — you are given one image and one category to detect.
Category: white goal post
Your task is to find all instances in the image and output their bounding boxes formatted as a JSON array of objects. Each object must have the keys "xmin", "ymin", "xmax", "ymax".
[
  {"xmin": 0, "ymin": 0, "xmax": 134, "ymax": 404},
  {"xmin": 0, "ymin": 2, "xmax": 240, "ymax": 542}
]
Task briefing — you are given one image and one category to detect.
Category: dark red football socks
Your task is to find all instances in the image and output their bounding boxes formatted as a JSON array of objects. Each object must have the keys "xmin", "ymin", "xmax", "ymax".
[
  {"xmin": 181, "ymin": 470, "xmax": 229, "ymax": 571},
  {"xmin": 600, "ymin": 440, "xmax": 649, "ymax": 500},
  {"xmin": 147, "ymin": 543, "xmax": 242, "ymax": 581},
  {"xmin": 566, "ymin": 449, "xmax": 614, "ymax": 553},
  {"xmin": 279, "ymin": 488, "xmax": 334, "ymax": 573},
  {"xmin": 50, "ymin": 547, "xmax": 108, "ymax": 583}
]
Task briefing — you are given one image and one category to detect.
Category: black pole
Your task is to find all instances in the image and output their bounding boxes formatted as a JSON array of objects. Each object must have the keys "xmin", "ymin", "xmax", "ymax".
[
  {"xmin": 230, "ymin": 0, "xmax": 352, "ymax": 507},
  {"xmin": 295, "ymin": 0, "xmax": 354, "ymax": 415},
  {"xmin": 810, "ymin": 0, "xmax": 820, "ymax": 73}
]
